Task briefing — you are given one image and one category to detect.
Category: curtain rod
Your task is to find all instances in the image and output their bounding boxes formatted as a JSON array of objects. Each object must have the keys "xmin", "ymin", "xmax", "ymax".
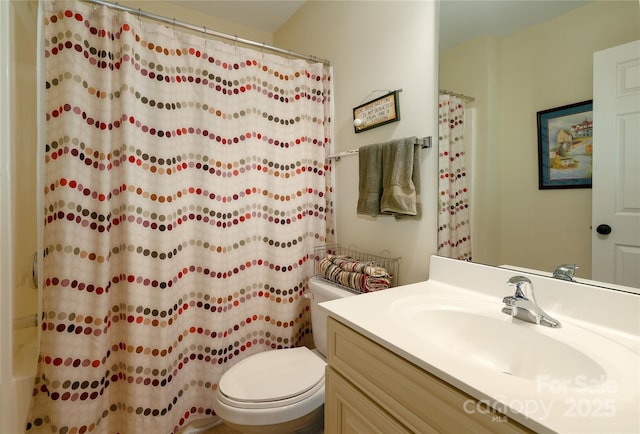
[
  {"xmin": 439, "ymin": 89, "xmax": 475, "ymax": 103},
  {"xmin": 81, "ymin": 0, "xmax": 331, "ymax": 66},
  {"xmin": 328, "ymin": 137, "xmax": 432, "ymax": 161}
]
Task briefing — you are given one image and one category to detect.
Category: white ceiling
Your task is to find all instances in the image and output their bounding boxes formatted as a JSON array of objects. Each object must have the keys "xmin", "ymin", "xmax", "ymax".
[
  {"xmin": 168, "ymin": 0, "xmax": 592, "ymax": 49},
  {"xmin": 439, "ymin": 0, "xmax": 592, "ymax": 50}
]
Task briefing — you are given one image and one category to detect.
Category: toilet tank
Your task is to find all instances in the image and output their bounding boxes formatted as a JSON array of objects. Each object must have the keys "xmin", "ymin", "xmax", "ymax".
[{"xmin": 307, "ymin": 277, "xmax": 357, "ymax": 357}]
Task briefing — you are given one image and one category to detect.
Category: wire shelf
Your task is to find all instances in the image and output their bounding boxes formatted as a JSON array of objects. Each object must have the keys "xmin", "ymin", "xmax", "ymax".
[{"xmin": 313, "ymin": 244, "xmax": 400, "ymax": 292}]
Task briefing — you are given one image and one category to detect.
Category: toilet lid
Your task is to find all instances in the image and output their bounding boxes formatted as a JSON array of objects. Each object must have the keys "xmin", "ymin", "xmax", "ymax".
[{"xmin": 219, "ymin": 347, "xmax": 326, "ymax": 404}]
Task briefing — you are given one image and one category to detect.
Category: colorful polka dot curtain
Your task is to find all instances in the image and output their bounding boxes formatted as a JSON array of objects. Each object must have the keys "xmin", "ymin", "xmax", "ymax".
[
  {"xmin": 28, "ymin": 1, "xmax": 334, "ymax": 432},
  {"xmin": 438, "ymin": 94, "xmax": 471, "ymax": 261}
]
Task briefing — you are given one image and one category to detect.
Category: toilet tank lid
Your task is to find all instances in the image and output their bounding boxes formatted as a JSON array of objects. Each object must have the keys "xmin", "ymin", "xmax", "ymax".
[
  {"xmin": 309, "ymin": 277, "xmax": 358, "ymax": 300},
  {"xmin": 219, "ymin": 347, "xmax": 326, "ymax": 402}
]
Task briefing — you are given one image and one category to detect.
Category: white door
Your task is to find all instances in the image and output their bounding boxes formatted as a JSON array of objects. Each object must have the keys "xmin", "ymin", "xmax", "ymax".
[{"xmin": 592, "ymin": 40, "xmax": 640, "ymax": 288}]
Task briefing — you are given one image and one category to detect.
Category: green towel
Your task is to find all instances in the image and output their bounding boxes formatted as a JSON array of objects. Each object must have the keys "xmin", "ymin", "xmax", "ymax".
[
  {"xmin": 381, "ymin": 137, "xmax": 421, "ymax": 218},
  {"xmin": 357, "ymin": 143, "xmax": 384, "ymax": 216},
  {"xmin": 357, "ymin": 137, "xmax": 422, "ymax": 218}
]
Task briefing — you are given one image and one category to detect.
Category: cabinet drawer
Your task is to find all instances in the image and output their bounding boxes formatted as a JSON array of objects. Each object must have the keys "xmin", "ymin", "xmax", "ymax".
[{"xmin": 327, "ymin": 317, "xmax": 533, "ymax": 434}]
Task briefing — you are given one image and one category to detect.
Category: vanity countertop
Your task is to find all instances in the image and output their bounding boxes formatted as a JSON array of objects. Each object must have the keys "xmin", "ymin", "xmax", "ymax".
[{"xmin": 319, "ymin": 256, "xmax": 640, "ymax": 434}]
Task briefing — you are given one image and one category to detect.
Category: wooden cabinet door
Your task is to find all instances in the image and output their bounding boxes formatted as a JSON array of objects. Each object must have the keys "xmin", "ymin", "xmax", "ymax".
[{"xmin": 325, "ymin": 367, "xmax": 411, "ymax": 434}]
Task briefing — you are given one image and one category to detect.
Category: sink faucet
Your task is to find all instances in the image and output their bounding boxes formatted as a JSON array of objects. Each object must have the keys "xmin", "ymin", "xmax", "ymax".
[
  {"xmin": 502, "ymin": 276, "xmax": 561, "ymax": 328},
  {"xmin": 552, "ymin": 264, "xmax": 579, "ymax": 281}
]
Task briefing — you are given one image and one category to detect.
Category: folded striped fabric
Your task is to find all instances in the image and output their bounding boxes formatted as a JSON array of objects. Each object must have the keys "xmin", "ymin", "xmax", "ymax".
[
  {"xmin": 317, "ymin": 256, "xmax": 391, "ymax": 293},
  {"xmin": 326, "ymin": 254, "xmax": 390, "ymax": 277}
]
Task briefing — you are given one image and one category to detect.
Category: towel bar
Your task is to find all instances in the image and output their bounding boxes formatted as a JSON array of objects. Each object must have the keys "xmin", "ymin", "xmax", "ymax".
[{"xmin": 328, "ymin": 136, "xmax": 431, "ymax": 161}]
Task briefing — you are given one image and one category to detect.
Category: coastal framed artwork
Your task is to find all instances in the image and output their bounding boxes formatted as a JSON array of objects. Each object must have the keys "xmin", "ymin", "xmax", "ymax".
[{"xmin": 537, "ymin": 100, "xmax": 593, "ymax": 189}]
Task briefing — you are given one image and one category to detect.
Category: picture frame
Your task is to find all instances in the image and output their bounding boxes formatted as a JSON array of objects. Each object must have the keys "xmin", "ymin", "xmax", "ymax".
[
  {"xmin": 353, "ymin": 91, "xmax": 400, "ymax": 133},
  {"xmin": 537, "ymin": 100, "xmax": 593, "ymax": 189}
]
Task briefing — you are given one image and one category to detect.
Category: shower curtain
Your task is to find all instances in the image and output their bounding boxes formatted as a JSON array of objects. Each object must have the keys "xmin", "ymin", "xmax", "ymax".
[
  {"xmin": 438, "ymin": 94, "xmax": 471, "ymax": 260},
  {"xmin": 28, "ymin": 1, "xmax": 333, "ymax": 433}
]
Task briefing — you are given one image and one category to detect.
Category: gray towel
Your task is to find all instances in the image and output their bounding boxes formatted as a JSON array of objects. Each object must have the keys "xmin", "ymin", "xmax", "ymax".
[
  {"xmin": 380, "ymin": 137, "xmax": 421, "ymax": 217},
  {"xmin": 357, "ymin": 143, "xmax": 384, "ymax": 216}
]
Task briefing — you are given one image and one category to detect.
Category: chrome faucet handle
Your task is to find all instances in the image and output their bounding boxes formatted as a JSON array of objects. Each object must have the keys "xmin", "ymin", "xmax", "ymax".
[
  {"xmin": 503, "ymin": 275, "xmax": 561, "ymax": 328},
  {"xmin": 506, "ymin": 276, "xmax": 536, "ymax": 303},
  {"xmin": 507, "ymin": 275, "xmax": 531, "ymax": 286},
  {"xmin": 553, "ymin": 264, "xmax": 579, "ymax": 281}
]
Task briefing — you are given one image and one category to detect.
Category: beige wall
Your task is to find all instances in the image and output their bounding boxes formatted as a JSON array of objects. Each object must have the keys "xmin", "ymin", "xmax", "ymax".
[
  {"xmin": 440, "ymin": 1, "xmax": 639, "ymax": 279},
  {"xmin": 10, "ymin": 0, "xmax": 38, "ymax": 320},
  {"xmin": 277, "ymin": 2, "xmax": 439, "ymax": 284},
  {"xmin": 119, "ymin": 0, "xmax": 274, "ymax": 44}
]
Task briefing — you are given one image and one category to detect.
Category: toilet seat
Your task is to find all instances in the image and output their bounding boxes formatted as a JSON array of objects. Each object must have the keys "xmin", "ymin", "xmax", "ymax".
[{"xmin": 217, "ymin": 347, "xmax": 326, "ymax": 410}]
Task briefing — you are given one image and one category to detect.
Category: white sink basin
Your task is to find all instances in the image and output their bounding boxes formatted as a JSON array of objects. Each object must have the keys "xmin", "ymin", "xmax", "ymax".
[{"xmin": 390, "ymin": 295, "xmax": 625, "ymax": 389}]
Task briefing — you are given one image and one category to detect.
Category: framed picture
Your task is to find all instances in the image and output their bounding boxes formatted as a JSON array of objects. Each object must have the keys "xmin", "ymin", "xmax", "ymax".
[
  {"xmin": 353, "ymin": 91, "xmax": 400, "ymax": 133},
  {"xmin": 537, "ymin": 100, "xmax": 593, "ymax": 189}
]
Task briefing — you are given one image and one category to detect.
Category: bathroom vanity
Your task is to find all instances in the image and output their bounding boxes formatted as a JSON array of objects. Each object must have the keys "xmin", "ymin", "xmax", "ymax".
[
  {"xmin": 320, "ymin": 256, "xmax": 640, "ymax": 433},
  {"xmin": 325, "ymin": 317, "xmax": 532, "ymax": 433}
]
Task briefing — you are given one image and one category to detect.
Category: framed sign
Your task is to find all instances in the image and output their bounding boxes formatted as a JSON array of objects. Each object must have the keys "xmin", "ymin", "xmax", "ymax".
[
  {"xmin": 353, "ymin": 91, "xmax": 400, "ymax": 133},
  {"xmin": 537, "ymin": 100, "xmax": 593, "ymax": 189}
]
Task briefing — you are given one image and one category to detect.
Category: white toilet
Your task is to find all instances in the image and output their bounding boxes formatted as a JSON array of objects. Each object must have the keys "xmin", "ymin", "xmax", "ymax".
[{"xmin": 212, "ymin": 277, "xmax": 357, "ymax": 433}]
